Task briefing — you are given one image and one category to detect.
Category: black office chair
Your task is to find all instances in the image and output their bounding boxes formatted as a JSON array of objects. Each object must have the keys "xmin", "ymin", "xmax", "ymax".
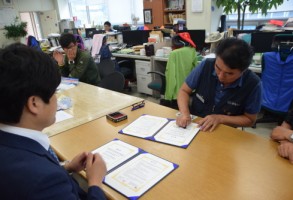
[
  {"xmin": 98, "ymin": 71, "xmax": 125, "ymax": 92},
  {"xmin": 115, "ymin": 59, "xmax": 135, "ymax": 91},
  {"xmin": 97, "ymin": 59, "xmax": 115, "ymax": 79}
]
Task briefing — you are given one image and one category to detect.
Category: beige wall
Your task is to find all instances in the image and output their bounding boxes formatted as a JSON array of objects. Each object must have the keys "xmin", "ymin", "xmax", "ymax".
[{"xmin": 186, "ymin": 0, "xmax": 222, "ymax": 35}]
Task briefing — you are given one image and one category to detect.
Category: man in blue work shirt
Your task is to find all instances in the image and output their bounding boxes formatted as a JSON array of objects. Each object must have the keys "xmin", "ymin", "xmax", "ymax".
[{"xmin": 176, "ymin": 38, "xmax": 262, "ymax": 132}]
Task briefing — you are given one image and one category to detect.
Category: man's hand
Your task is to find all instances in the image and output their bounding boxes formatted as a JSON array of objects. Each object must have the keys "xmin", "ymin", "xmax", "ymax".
[
  {"xmin": 86, "ymin": 153, "xmax": 107, "ymax": 188},
  {"xmin": 278, "ymin": 141, "xmax": 293, "ymax": 164},
  {"xmin": 53, "ymin": 51, "xmax": 64, "ymax": 66},
  {"xmin": 176, "ymin": 114, "xmax": 191, "ymax": 128},
  {"xmin": 271, "ymin": 126, "xmax": 293, "ymax": 142},
  {"xmin": 64, "ymin": 152, "xmax": 88, "ymax": 173},
  {"xmin": 197, "ymin": 114, "xmax": 223, "ymax": 132}
]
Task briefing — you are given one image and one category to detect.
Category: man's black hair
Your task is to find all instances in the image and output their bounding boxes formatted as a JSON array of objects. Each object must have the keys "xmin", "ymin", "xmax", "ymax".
[
  {"xmin": 59, "ymin": 33, "xmax": 77, "ymax": 48},
  {"xmin": 104, "ymin": 21, "xmax": 111, "ymax": 27},
  {"xmin": 215, "ymin": 37, "xmax": 254, "ymax": 71},
  {"xmin": 0, "ymin": 43, "xmax": 61, "ymax": 123}
]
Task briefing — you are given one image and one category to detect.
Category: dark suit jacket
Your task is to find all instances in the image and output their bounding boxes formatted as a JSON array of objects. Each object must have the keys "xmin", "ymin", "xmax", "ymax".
[{"xmin": 0, "ymin": 130, "xmax": 106, "ymax": 200}]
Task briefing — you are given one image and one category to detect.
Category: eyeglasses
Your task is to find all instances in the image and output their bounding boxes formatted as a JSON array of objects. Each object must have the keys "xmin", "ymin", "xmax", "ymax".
[{"xmin": 131, "ymin": 100, "xmax": 145, "ymax": 111}]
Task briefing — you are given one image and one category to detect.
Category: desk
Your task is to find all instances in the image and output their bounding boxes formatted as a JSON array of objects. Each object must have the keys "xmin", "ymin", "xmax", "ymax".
[
  {"xmin": 112, "ymin": 53, "xmax": 151, "ymax": 61},
  {"xmin": 44, "ymin": 82, "xmax": 143, "ymax": 137},
  {"xmin": 51, "ymin": 101, "xmax": 293, "ymax": 200}
]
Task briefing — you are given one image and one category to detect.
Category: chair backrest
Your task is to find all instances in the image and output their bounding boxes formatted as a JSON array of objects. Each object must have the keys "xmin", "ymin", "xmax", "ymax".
[
  {"xmin": 97, "ymin": 59, "xmax": 115, "ymax": 80},
  {"xmin": 262, "ymin": 51, "xmax": 293, "ymax": 113},
  {"xmin": 164, "ymin": 46, "xmax": 197, "ymax": 100},
  {"xmin": 91, "ymin": 34, "xmax": 105, "ymax": 57},
  {"xmin": 98, "ymin": 71, "xmax": 125, "ymax": 92},
  {"xmin": 27, "ymin": 35, "xmax": 41, "ymax": 51}
]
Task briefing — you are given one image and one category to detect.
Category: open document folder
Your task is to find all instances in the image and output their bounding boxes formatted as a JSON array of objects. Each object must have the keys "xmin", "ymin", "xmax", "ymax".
[
  {"xmin": 119, "ymin": 114, "xmax": 200, "ymax": 148},
  {"xmin": 92, "ymin": 139, "xmax": 178, "ymax": 200}
]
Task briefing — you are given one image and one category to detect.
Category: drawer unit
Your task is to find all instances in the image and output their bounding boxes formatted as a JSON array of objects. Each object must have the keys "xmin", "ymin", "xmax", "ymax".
[
  {"xmin": 135, "ymin": 60, "xmax": 151, "ymax": 76},
  {"xmin": 136, "ymin": 75, "xmax": 153, "ymax": 95},
  {"xmin": 135, "ymin": 60, "xmax": 153, "ymax": 95}
]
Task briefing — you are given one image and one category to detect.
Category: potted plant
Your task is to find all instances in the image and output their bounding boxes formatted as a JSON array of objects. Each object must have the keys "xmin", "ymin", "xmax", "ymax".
[
  {"xmin": 215, "ymin": 0, "xmax": 287, "ymax": 30},
  {"xmin": 4, "ymin": 17, "xmax": 27, "ymax": 41}
]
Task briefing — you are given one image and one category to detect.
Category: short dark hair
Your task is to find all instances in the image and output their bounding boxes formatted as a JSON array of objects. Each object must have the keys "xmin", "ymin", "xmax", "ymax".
[
  {"xmin": 104, "ymin": 21, "xmax": 111, "ymax": 27},
  {"xmin": 0, "ymin": 43, "xmax": 61, "ymax": 123},
  {"xmin": 215, "ymin": 38, "xmax": 253, "ymax": 71},
  {"xmin": 59, "ymin": 33, "xmax": 76, "ymax": 48}
]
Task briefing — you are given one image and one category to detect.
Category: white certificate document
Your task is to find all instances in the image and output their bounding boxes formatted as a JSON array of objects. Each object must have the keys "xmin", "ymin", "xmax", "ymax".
[
  {"xmin": 120, "ymin": 115, "xmax": 168, "ymax": 138},
  {"xmin": 104, "ymin": 153, "xmax": 177, "ymax": 198},
  {"xmin": 92, "ymin": 140, "xmax": 139, "ymax": 171},
  {"xmin": 154, "ymin": 121, "xmax": 200, "ymax": 148}
]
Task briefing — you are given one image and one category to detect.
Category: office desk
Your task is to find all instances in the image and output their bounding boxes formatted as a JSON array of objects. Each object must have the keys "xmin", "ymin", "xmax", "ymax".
[
  {"xmin": 112, "ymin": 53, "xmax": 151, "ymax": 61},
  {"xmin": 44, "ymin": 82, "xmax": 143, "ymax": 137},
  {"xmin": 51, "ymin": 101, "xmax": 293, "ymax": 200}
]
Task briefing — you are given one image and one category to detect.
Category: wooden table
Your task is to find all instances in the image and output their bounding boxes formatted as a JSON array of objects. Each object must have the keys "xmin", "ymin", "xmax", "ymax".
[
  {"xmin": 44, "ymin": 82, "xmax": 143, "ymax": 137},
  {"xmin": 51, "ymin": 101, "xmax": 293, "ymax": 200}
]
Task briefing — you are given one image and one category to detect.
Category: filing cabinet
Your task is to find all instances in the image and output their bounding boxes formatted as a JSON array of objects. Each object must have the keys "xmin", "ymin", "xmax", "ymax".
[{"xmin": 135, "ymin": 60, "xmax": 153, "ymax": 95}]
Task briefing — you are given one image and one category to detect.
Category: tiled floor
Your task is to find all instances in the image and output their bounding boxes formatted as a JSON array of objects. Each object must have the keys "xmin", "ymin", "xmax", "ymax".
[{"xmin": 123, "ymin": 83, "xmax": 276, "ymax": 140}]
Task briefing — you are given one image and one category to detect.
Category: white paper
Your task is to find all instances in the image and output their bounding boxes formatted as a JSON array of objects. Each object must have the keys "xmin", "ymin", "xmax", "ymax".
[
  {"xmin": 92, "ymin": 140, "xmax": 139, "ymax": 171},
  {"xmin": 104, "ymin": 153, "xmax": 175, "ymax": 198},
  {"xmin": 121, "ymin": 115, "xmax": 168, "ymax": 138},
  {"xmin": 57, "ymin": 83, "xmax": 76, "ymax": 91},
  {"xmin": 191, "ymin": 0, "xmax": 203, "ymax": 13},
  {"xmin": 55, "ymin": 111, "xmax": 73, "ymax": 123},
  {"xmin": 154, "ymin": 121, "xmax": 200, "ymax": 147}
]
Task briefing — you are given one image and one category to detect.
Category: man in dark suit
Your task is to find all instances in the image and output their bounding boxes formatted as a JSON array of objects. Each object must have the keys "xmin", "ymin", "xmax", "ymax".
[{"xmin": 0, "ymin": 43, "xmax": 107, "ymax": 200}]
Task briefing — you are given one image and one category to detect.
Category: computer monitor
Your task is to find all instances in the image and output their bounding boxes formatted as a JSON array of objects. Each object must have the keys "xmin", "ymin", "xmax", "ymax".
[
  {"xmin": 64, "ymin": 28, "xmax": 79, "ymax": 35},
  {"xmin": 122, "ymin": 30, "xmax": 151, "ymax": 47},
  {"xmin": 85, "ymin": 28, "xmax": 96, "ymax": 38},
  {"xmin": 178, "ymin": 29, "xmax": 206, "ymax": 51},
  {"xmin": 251, "ymin": 32, "xmax": 282, "ymax": 53}
]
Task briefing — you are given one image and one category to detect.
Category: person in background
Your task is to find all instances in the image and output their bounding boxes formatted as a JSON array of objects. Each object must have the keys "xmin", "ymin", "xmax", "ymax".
[
  {"xmin": 176, "ymin": 38, "xmax": 262, "ymax": 132},
  {"xmin": 271, "ymin": 104, "xmax": 293, "ymax": 163},
  {"xmin": 53, "ymin": 33, "xmax": 100, "ymax": 86},
  {"xmin": 104, "ymin": 21, "xmax": 113, "ymax": 33},
  {"xmin": 0, "ymin": 43, "xmax": 107, "ymax": 199}
]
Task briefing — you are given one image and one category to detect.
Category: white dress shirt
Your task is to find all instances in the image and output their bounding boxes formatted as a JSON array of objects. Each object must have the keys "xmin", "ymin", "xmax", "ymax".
[{"xmin": 0, "ymin": 124, "xmax": 50, "ymax": 150}]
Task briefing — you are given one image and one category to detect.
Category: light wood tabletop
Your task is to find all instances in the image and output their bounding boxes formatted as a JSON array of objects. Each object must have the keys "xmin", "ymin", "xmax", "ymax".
[
  {"xmin": 43, "ymin": 82, "xmax": 143, "ymax": 137},
  {"xmin": 51, "ymin": 101, "xmax": 293, "ymax": 200}
]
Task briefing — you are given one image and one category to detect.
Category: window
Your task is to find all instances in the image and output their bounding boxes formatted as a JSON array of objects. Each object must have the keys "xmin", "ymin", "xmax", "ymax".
[
  {"xmin": 69, "ymin": 0, "xmax": 143, "ymax": 28},
  {"xmin": 225, "ymin": 0, "xmax": 293, "ymax": 29}
]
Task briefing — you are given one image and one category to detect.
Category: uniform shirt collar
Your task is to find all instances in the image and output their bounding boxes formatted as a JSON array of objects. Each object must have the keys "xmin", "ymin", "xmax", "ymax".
[{"xmin": 0, "ymin": 124, "xmax": 50, "ymax": 150}]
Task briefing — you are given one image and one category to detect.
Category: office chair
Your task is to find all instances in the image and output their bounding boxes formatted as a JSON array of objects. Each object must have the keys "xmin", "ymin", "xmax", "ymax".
[
  {"xmin": 254, "ymin": 34, "xmax": 293, "ymax": 127},
  {"xmin": 115, "ymin": 59, "xmax": 135, "ymax": 92},
  {"xmin": 27, "ymin": 35, "xmax": 42, "ymax": 51},
  {"xmin": 147, "ymin": 46, "xmax": 197, "ymax": 109},
  {"xmin": 98, "ymin": 71, "xmax": 125, "ymax": 92},
  {"xmin": 96, "ymin": 59, "xmax": 115, "ymax": 79}
]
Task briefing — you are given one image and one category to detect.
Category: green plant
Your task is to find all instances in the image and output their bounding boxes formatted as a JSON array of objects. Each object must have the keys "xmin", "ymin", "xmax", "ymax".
[
  {"xmin": 4, "ymin": 17, "xmax": 28, "ymax": 39},
  {"xmin": 215, "ymin": 0, "xmax": 287, "ymax": 30}
]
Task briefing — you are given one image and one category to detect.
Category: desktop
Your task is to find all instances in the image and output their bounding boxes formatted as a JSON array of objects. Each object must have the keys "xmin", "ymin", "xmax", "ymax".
[
  {"xmin": 122, "ymin": 30, "xmax": 151, "ymax": 47},
  {"xmin": 178, "ymin": 29, "xmax": 206, "ymax": 51},
  {"xmin": 85, "ymin": 28, "xmax": 97, "ymax": 38}
]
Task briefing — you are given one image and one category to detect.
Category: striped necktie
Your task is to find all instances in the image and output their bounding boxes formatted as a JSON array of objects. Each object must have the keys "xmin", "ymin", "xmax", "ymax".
[{"xmin": 48, "ymin": 146, "xmax": 60, "ymax": 163}]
